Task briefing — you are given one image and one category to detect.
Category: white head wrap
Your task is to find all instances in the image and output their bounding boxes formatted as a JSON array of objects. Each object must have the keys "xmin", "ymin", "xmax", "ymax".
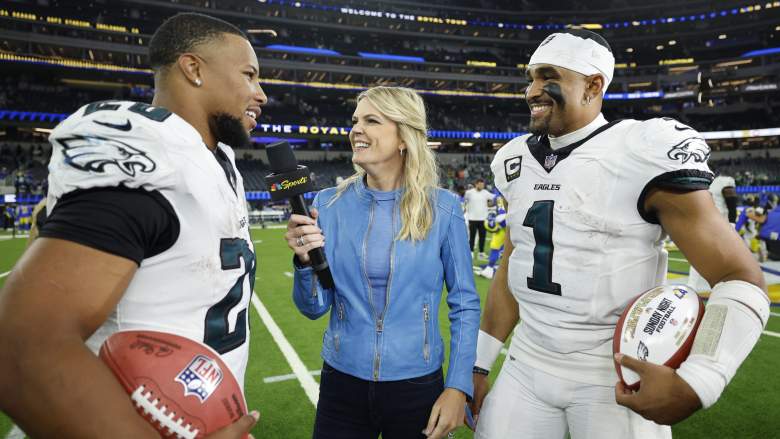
[{"xmin": 528, "ymin": 31, "xmax": 615, "ymax": 95}]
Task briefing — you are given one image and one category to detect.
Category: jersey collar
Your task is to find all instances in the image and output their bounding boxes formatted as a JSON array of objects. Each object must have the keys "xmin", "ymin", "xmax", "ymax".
[{"xmin": 527, "ymin": 118, "xmax": 623, "ymax": 173}]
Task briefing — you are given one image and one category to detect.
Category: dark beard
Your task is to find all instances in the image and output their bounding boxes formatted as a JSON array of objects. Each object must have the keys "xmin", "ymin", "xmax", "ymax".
[
  {"xmin": 529, "ymin": 117, "xmax": 550, "ymax": 135},
  {"xmin": 209, "ymin": 113, "xmax": 250, "ymax": 149}
]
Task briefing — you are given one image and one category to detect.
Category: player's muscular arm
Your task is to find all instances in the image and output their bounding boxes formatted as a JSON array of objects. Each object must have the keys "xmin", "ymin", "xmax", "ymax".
[
  {"xmin": 646, "ymin": 188, "xmax": 765, "ymax": 290},
  {"xmin": 480, "ymin": 226, "xmax": 519, "ymax": 339},
  {"xmin": 0, "ymin": 238, "xmax": 159, "ymax": 438}
]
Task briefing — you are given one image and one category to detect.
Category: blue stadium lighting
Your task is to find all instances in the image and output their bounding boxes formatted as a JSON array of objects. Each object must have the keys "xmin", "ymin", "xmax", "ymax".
[
  {"xmin": 742, "ymin": 47, "xmax": 780, "ymax": 57},
  {"xmin": 250, "ymin": 136, "xmax": 308, "ymax": 144},
  {"xmin": 605, "ymin": 91, "xmax": 664, "ymax": 100},
  {"xmin": 0, "ymin": 110, "xmax": 68, "ymax": 123},
  {"xmin": 266, "ymin": 45, "xmax": 340, "ymax": 56},
  {"xmin": 357, "ymin": 52, "xmax": 425, "ymax": 63},
  {"xmin": 680, "ymin": 16, "xmax": 686, "ymax": 22},
  {"xmin": 736, "ymin": 186, "xmax": 780, "ymax": 194},
  {"xmin": 245, "ymin": 191, "xmax": 317, "ymax": 201}
]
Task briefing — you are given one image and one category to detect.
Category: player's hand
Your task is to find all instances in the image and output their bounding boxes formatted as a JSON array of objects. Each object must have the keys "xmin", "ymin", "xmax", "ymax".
[
  {"xmin": 204, "ymin": 410, "xmax": 259, "ymax": 439},
  {"xmin": 284, "ymin": 208, "xmax": 324, "ymax": 264},
  {"xmin": 423, "ymin": 388, "xmax": 466, "ymax": 438},
  {"xmin": 614, "ymin": 353, "xmax": 702, "ymax": 425},
  {"xmin": 468, "ymin": 372, "xmax": 490, "ymax": 430}
]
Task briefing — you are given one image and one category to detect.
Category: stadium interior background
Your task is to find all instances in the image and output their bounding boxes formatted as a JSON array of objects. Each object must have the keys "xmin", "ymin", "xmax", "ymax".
[{"xmin": 1, "ymin": 0, "xmax": 780, "ymax": 438}]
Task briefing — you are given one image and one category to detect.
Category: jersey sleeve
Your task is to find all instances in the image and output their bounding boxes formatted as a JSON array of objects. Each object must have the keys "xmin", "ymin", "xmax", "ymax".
[
  {"xmin": 627, "ymin": 117, "xmax": 715, "ymax": 223},
  {"xmin": 491, "ymin": 135, "xmax": 529, "ymax": 196},
  {"xmin": 38, "ymin": 187, "xmax": 180, "ymax": 265},
  {"xmin": 47, "ymin": 101, "xmax": 178, "ymax": 202}
]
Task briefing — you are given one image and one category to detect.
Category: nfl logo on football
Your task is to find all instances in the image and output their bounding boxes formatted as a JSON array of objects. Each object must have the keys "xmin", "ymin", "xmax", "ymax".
[
  {"xmin": 175, "ymin": 354, "xmax": 224, "ymax": 402},
  {"xmin": 544, "ymin": 154, "xmax": 557, "ymax": 169}
]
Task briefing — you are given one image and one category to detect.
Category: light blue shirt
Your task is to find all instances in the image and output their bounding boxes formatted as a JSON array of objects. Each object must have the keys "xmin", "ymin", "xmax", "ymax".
[{"xmin": 365, "ymin": 187, "xmax": 399, "ymax": 316}]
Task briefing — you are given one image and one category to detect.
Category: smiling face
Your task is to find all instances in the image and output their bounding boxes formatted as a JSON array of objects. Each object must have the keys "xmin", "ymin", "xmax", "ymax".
[
  {"xmin": 198, "ymin": 34, "xmax": 267, "ymax": 145},
  {"xmin": 525, "ymin": 64, "xmax": 601, "ymax": 137},
  {"xmin": 349, "ymin": 98, "xmax": 405, "ymax": 172}
]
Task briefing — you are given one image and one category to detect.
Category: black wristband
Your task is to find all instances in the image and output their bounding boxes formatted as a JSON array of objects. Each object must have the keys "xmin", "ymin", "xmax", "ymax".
[{"xmin": 473, "ymin": 366, "xmax": 489, "ymax": 376}]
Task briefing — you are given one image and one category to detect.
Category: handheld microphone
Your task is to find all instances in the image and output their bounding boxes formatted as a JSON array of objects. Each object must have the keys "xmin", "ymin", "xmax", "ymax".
[{"xmin": 265, "ymin": 141, "xmax": 335, "ymax": 290}]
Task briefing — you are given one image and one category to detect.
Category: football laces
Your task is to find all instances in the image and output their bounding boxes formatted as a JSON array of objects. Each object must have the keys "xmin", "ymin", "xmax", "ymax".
[{"xmin": 131, "ymin": 385, "xmax": 200, "ymax": 439}]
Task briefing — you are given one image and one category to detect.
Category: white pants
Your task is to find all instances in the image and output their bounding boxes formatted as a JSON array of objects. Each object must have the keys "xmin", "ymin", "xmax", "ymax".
[{"xmin": 475, "ymin": 357, "xmax": 672, "ymax": 439}]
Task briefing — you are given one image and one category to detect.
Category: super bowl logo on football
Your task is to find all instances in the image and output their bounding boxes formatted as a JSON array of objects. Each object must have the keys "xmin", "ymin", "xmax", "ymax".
[{"xmin": 176, "ymin": 354, "xmax": 224, "ymax": 403}]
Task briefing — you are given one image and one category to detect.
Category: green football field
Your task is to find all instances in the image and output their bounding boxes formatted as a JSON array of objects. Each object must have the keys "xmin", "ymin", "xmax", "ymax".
[{"xmin": 0, "ymin": 228, "xmax": 778, "ymax": 438}]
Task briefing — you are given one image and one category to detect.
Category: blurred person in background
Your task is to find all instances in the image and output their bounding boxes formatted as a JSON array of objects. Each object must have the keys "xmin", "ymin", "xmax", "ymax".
[{"xmin": 464, "ymin": 178, "xmax": 493, "ymax": 259}]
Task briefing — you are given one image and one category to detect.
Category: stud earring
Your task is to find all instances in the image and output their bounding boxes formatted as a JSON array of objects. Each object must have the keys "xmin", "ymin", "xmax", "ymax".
[{"xmin": 194, "ymin": 78, "xmax": 202, "ymax": 87}]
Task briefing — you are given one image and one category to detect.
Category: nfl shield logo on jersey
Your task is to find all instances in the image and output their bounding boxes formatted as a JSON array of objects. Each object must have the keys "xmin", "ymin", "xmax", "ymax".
[
  {"xmin": 175, "ymin": 354, "xmax": 224, "ymax": 402},
  {"xmin": 544, "ymin": 154, "xmax": 558, "ymax": 170}
]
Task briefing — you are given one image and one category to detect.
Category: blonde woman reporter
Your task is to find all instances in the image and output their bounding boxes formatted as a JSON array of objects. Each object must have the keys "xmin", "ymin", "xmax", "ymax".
[{"xmin": 284, "ymin": 87, "xmax": 480, "ymax": 439}]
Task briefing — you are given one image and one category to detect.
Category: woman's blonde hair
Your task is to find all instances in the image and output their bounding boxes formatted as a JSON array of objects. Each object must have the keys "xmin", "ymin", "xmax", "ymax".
[{"xmin": 331, "ymin": 86, "xmax": 439, "ymax": 241}]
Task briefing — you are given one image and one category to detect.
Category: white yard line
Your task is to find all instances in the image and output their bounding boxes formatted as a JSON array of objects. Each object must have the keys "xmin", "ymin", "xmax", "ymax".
[
  {"xmin": 250, "ymin": 224, "xmax": 286, "ymax": 230},
  {"xmin": 0, "ymin": 271, "xmax": 11, "ymax": 279},
  {"xmin": 0, "ymin": 234, "xmax": 28, "ymax": 241},
  {"xmin": 264, "ymin": 369, "xmax": 322, "ymax": 384},
  {"xmin": 5, "ymin": 425, "xmax": 25, "ymax": 439},
  {"xmin": 769, "ymin": 312, "xmax": 780, "ymax": 318},
  {"xmin": 668, "ymin": 258, "xmax": 688, "ymax": 263},
  {"xmin": 250, "ymin": 289, "xmax": 319, "ymax": 406},
  {"xmin": 763, "ymin": 330, "xmax": 780, "ymax": 338},
  {"xmin": 253, "ymin": 240, "xmax": 263, "ymax": 244},
  {"xmin": 283, "ymin": 272, "xmax": 293, "ymax": 278}
]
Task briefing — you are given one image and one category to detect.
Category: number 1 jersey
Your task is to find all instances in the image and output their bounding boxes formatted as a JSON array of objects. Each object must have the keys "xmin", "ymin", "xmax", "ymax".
[
  {"xmin": 490, "ymin": 115, "xmax": 713, "ymax": 385},
  {"xmin": 47, "ymin": 101, "xmax": 255, "ymax": 386}
]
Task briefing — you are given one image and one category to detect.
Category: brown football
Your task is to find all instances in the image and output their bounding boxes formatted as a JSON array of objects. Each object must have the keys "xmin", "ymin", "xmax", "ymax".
[{"xmin": 99, "ymin": 330, "xmax": 248, "ymax": 439}]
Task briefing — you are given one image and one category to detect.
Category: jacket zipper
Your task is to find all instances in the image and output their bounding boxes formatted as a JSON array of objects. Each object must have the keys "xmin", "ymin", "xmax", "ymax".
[
  {"xmin": 373, "ymin": 201, "xmax": 397, "ymax": 379},
  {"xmin": 423, "ymin": 302, "xmax": 430, "ymax": 361},
  {"xmin": 361, "ymin": 202, "xmax": 383, "ymax": 379}
]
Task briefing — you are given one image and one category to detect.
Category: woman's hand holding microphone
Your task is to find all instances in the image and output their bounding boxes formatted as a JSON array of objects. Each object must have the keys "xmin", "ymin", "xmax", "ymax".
[{"xmin": 285, "ymin": 208, "xmax": 325, "ymax": 265}]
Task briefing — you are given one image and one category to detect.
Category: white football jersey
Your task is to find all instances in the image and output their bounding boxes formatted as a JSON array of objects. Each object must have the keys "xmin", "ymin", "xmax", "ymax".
[
  {"xmin": 709, "ymin": 175, "xmax": 736, "ymax": 219},
  {"xmin": 47, "ymin": 101, "xmax": 254, "ymax": 386},
  {"xmin": 491, "ymin": 116, "xmax": 713, "ymax": 385}
]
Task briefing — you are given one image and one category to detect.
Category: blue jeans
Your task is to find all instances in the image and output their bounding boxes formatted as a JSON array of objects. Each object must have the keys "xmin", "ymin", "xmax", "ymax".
[{"xmin": 313, "ymin": 362, "xmax": 444, "ymax": 439}]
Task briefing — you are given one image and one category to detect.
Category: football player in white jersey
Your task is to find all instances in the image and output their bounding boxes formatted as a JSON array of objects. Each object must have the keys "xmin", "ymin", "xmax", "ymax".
[
  {"xmin": 471, "ymin": 30, "xmax": 770, "ymax": 439},
  {"xmin": 0, "ymin": 13, "xmax": 266, "ymax": 438},
  {"xmin": 688, "ymin": 170, "xmax": 738, "ymax": 291}
]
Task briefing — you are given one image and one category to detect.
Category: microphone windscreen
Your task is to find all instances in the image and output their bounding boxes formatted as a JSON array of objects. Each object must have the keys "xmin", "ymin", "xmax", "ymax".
[{"xmin": 266, "ymin": 141, "xmax": 298, "ymax": 173}]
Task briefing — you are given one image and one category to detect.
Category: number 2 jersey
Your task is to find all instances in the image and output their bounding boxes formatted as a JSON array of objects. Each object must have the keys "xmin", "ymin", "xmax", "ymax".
[
  {"xmin": 491, "ymin": 115, "xmax": 713, "ymax": 385},
  {"xmin": 44, "ymin": 101, "xmax": 255, "ymax": 386}
]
